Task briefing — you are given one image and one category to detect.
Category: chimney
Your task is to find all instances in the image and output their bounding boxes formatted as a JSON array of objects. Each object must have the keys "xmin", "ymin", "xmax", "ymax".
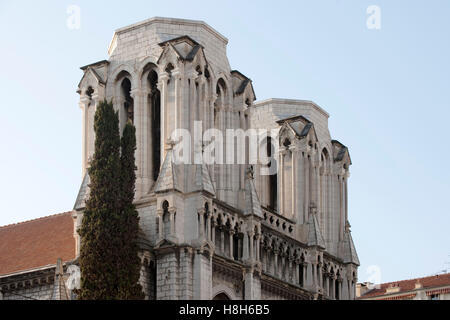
[
  {"xmin": 415, "ymin": 280, "xmax": 423, "ymax": 289},
  {"xmin": 356, "ymin": 282, "xmax": 373, "ymax": 297}
]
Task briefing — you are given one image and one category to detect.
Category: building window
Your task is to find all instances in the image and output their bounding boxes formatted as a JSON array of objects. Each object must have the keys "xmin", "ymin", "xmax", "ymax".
[
  {"xmin": 299, "ymin": 262, "xmax": 304, "ymax": 287},
  {"xmin": 430, "ymin": 294, "xmax": 439, "ymax": 300},
  {"xmin": 121, "ymin": 78, "xmax": 134, "ymax": 123},
  {"xmin": 267, "ymin": 137, "xmax": 277, "ymax": 211},
  {"xmin": 148, "ymin": 70, "xmax": 161, "ymax": 182}
]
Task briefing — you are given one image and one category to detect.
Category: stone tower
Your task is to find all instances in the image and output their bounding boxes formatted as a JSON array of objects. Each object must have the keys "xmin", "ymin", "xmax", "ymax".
[{"xmin": 73, "ymin": 17, "xmax": 359, "ymax": 300}]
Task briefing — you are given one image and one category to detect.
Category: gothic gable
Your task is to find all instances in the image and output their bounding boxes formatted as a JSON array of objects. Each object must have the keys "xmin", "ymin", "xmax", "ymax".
[
  {"xmin": 73, "ymin": 173, "xmax": 90, "ymax": 211},
  {"xmin": 154, "ymin": 147, "xmax": 181, "ymax": 194},
  {"xmin": 332, "ymin": 140, "xmax": 352, "ymax": 165},
  {"xmin": 77, "ymin": 67, "xmax": 106, "ymax": 93},
  {"xmin": 157, "ymin": 35, "xmax": 208, "ymax": 68},
  {"xmin": 278, "ymin": 115, "xmax": 319, "ymax": 149},
  {"xmin": 340, "ymin": 223, "xmax": 360, "ymax": 265},
  {"xmin": 231, "ymin": 70, "xmax": 256, "ymax": 102},
  {"xmin": 307, "ymin": 211, "xmax": 326, "ymax": 249},
  {"xmin": 157, "ymin": 42, "xmax": 182, "ymax": 67},
  {"xmin": 192, "ymin": 163, "xmax": 216, "ymax": 196}
]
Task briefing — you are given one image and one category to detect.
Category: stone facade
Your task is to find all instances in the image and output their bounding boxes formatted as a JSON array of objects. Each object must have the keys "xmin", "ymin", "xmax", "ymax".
[
  {"xmin": 0, "ymin": 17, "xmax": 358, "ymax": 300},
  {"xmin": 72, "ymin": 17, "xmax": 359, "ymax": 300}
]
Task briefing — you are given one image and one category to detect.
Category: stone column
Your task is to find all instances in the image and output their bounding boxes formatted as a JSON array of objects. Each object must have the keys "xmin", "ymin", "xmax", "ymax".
[
  {"xmin": 169, "ymin": 208, "xmax": 176, "ymax": 240},
  {"xmin": 338, "ymin": 279, "xmax": 342, "ymax": 300},
  {"xmin": 198, "ymin": 208, "xmax": 205, "ymax": 240},
  {"xmin": 341, "ymin": 177, "xmax": 346, "ymax": 240},
  {"xmin": 273, "ymin": 251, "xmax": 279, "ymax": 278},
  {"xmin": 157, "ymin": 73, "xmax": 169, "ymax": 164},
  {"xmin": 172, "ymin": 69, "xmax": 182, "ymax": 131},
  {"xmin": 225, "ymin": 105, "xmax": 232, "ymax": 200},
  {"xmin": 198, "ymin": 76, "xmax": 205, "ymax": 125},
  {"xmin": 188, "ymin": 73, "xmax": 197, "ymax": 132},
  {"xmin": 219, "ymin": 105, "xmax": 226, "ymax": 198},
  {"xmin": 270, "ymin": 252, "xmax": 275, "ymax": 276},
  {"xmin": 229, "ymin": 229, "xmax": 234, "ymax": 259},
  {"xmin": 193, "ymin": 250, "xmax": 212, "ymax": 300},
  {"xmin": 304, "ymin": 153, "xmax": 310, "ymax": 222},
  {"xmin": 249, "ymin": 230, "xmax": 255, "ymax": 261},
  {"xmin": 243, "ymin": 229, "xmax": 249, "ymax": 261},
  {"xmin": 290, "ymin": 146, "xmax": 297, "ymax": 220},
  {"xmin": 244, "ymin": 268, "xmax": 261, "ymax": 300},
  {"xmin": 288, "ymin": 258, "xmax": 293, "ymax": 283},
  {"xmin": 211, "ymin": 220, "xmax": 216, "ymax": 244},
  {"xmin": 351, "ymin": 278, "xmax": 356, "ymax": 300},
  {"xmin": 306, "ymin": 261, "xmax": 314, "ymax": 289},
  {"xmin": 302, "ymin": 263, "xmax": 307, "ymax": 287},
  {"xmin": 187, "ymin": 73, "xmax": 197, "ymax": 164},
  {"xmin": 202, "ymin": 79, "xmax": 209, "ymax": 130},
  {"xmin": 79, "ymin": 96, "xmax": 90, "ymax": 176},
  {"xmin": 279, "ymin": 149, "xmax": 286, "ymax": 213},
  {"xmin": 206, "ymin": 213, "xmax": 211, "ymax": 241},
  {"xmin": 210, "ymin": 94, "xmax": 218, "ymax": 189},
  {"xmin": 310, "ymin": 155, "xmax": 317, "ymax": 209},
  {"xmin": 90, "ymin": 94, "xmax": 100, "ymax": 161},
  {"xmin": 240, "ymin": 110, "xmax": 246, "ymax": 190},
  {"xmin": 348, "ymin": 280, "xmax": 353, "ymax": 300},
  {"xmin": 315, "ymin": 160, "xmax": 320, "ymax": 214},
  {"xmin": 210, "ymin": 93, "xmax": 217, "ymax": 131},
  {"xmin": 157, "ymin": 209, "xmax": 164, "ymax": 241},
  {"xmin": 255, "ymin": 234, "xmax": 261, "ymax": 262},
  {"xmin": 296, "ymin": 151, "xmax": 305, "ymax": 223},
  {"xmin": 294, "ymin": 261, "xmax": 300, "ymax": 285},
  {"xmin": 342, "ymin": 278, "xmax": 349, "ymax": 300},
  {"xmin": 327, "ymin": 171, "xmax": 333, "ymax": 242},
  {"xmin": 116, "ymin": 95, "xmax": 126, "ymax": 135},
  {"xmin": 130, "ymin": 88, "xmax": 144, "ymax": 198},
  {"xmin": 318, "ymin": 263, "xmax": 323, "ymax": 289},
  {"xmin": 280, "ymin": 254, "xmax": 286, "ymax": 280},
  {"xmin": 344, "ymin": 173, "xmax": 349, "ymax": 223},
  {"xmin": 313, "ymin": 263, "xmax": 317, "ymax": 288},
  {"xmin": 141, "ymin": 88, "xmax": 151, "ymax": 192},
  {"xmin": 261, "ymin": 248, "xmax": 266, "ymax": 272},
  {"xmin": 220, "ymin": 227, "xmax": 225, "ymax": 254},
  {"xmin": 331, "ymin": 276, "xmax": 336, "ymax": 299}
]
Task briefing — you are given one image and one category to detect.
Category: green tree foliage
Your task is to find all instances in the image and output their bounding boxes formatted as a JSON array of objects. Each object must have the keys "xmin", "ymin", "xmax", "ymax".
[
  {"xmin": 77, "ymin": 100, "xmax": 143, "ymax": 300},
  {"xmin": 116, "ymin": 120, "xmax": 144, "ymax": 299}
]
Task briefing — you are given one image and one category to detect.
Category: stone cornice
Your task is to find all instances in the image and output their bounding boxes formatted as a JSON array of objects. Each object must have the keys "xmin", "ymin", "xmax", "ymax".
[
  {"xmin": 109, "ymin": 17, "xmax": 229, "ymax": 55},
  {"xmin": 252, "ymin": 98, "xmax": 330, "ymax": 119}
]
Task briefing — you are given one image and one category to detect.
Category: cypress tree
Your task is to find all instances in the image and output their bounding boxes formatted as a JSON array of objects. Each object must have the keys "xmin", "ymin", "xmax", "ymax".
[
  {"xmin": 78, "ymin": 99, "xmax": 122, "ymax": 299},
  {"xmin": 116, "ymin": 120, "xmax": 144, "ymax": 299},
  {"xmin": 77, "ymin": 100, "xmax": 143, "ymax": 300}
]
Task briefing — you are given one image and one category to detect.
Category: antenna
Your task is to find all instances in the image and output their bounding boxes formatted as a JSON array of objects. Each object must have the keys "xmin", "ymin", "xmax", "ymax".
[{"xmin": 444, "ymin": 254, "xmax": 450, "ymax": 273}]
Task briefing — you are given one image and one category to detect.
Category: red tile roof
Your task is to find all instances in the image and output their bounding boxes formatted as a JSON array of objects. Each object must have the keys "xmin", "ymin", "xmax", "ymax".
[
  {"xmin": 0, "ymin": 212, "xmax": 76, "ymax": 276},
  {"xmin": 359, "ymin": 273, "xmax": 450, "ymax": 299}
]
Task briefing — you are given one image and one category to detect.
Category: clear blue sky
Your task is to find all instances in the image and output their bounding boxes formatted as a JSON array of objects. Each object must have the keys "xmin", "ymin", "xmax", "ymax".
[{"xmin": 0, "ymin": 0, "xmax": 449, "ymax": 284}]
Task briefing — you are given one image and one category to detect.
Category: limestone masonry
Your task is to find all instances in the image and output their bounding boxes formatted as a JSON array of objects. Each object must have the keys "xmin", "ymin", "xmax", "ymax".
[{"xmin": 0, "ymin": 17, "xmax": 359, "ymax": 300}]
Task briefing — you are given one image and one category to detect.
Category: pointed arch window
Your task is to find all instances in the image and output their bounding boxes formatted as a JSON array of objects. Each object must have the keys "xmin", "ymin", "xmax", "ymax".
[
  {"xmin": 214, "ymin": 79, "xmax": 227, "ymax": 129},
  {"xmin": 147, "ymin": 70, "xmax": 161, "ymax": 182},
  {"xmin": 121, "ymin": 78, "xmax": 134, "ymax": 123},
  {"xmin": 267, "ymin": 136, "xmax": 277, "ymax": 211},
  {"xmin": 162, "ymin": 200, "xmax": 170, "ymax": 238}
]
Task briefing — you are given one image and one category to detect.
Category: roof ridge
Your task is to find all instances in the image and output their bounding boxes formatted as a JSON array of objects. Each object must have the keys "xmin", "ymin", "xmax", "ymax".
[{"xmin": 0, "ymin": 211, "xmax": 73, "ymax": 229}]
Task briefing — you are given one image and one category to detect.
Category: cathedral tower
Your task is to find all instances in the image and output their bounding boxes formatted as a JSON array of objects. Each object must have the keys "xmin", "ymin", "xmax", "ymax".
[{"xmin": 73, "ymin": 17, "xmax": 358, "ymax": 300}]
